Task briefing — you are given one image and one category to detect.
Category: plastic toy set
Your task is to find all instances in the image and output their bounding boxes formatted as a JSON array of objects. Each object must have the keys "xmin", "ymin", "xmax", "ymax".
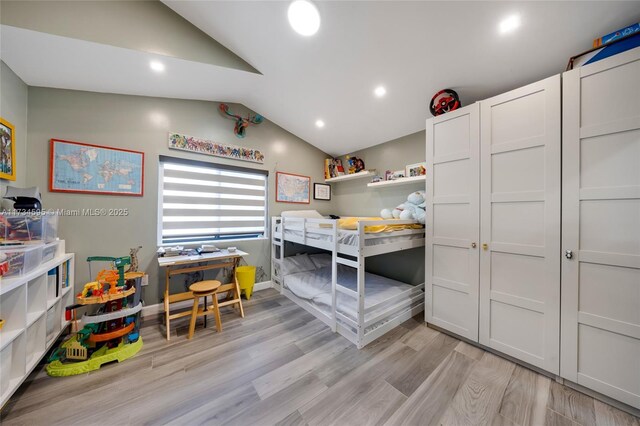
[{"xmin": 46, "ymin": 255, "xmax": 144, "ymax": 376}]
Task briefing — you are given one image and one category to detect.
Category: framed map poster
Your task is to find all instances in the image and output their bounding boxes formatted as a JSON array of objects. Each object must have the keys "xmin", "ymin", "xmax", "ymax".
[
  {"xmin": 49, "ymin": 139, "xmax": 144, "ymax": 196},
  {"xmin": 276, "ymin": 172, "xmax": 310, "ymax": 204},
  {"xmin": 0, "ymin": 118, "xmax": 16, "ymax": 181}
]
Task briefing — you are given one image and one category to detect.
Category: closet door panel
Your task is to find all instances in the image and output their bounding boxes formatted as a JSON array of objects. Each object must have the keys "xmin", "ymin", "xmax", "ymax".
[
  {"xmin": 479, "ymin": 75, "xmax": 561, "ymax": 374},
  {"xmin": 562, "ymin": 48, "xmax": 640, "ymax": 409},
  {"xmin": 426, "ymin": 104, "xmax": 480, "ymax": 341}
]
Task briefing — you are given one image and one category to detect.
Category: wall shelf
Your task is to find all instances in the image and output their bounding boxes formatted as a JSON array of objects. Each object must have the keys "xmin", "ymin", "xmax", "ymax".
[
  {"xmin": 325, "ymin": 170, "xmax": 376, "ymax": 183},
  {"xmin": 367, "ymin": 175, "xmax": 425, "ymax": 188}
]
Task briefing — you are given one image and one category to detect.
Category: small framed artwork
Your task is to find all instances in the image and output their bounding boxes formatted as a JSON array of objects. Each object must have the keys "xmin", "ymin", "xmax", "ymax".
[
  {"xmin": 390, "ymin": 169, "xmax": 405, "ymax": 180},
  {"xmin": 405, "ymin": 162, "xmax": 427, "ymax": 177},
  {"xmin": 276, "ymin": 172, "xmax": 310, "ymax": 204},
  {"xmin": 50, "ymin": 139, "xmax": 144, "ymax": 196},
  {"xmin": 0, "ymin": 118, "xmax": 16, "ymax": 181},
  {"xmin": 313, "ymin": 183, "xmax": 331, "ymax": 201}
]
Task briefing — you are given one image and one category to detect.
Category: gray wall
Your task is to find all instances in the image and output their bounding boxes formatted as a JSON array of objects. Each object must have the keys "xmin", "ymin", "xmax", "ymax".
[
  {"xmin": 333, "ymin": 131, "xmax": 426, "ymax": 285},
  {"xmin": 26, "ymin": 87, "xmax": 332, "ymax": 304},
  {"xmin": 0, "ymin": 61, "xmax": 28, "ymax": 204}
]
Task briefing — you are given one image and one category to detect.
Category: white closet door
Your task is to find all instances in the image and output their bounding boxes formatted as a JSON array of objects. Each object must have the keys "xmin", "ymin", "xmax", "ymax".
[
  {"xmin": 561, "ymin": 48, "xmax": 640, "ymax": 409},
  {"xmin": 426, "ymin": 104, "xmax": 480, "ymax": 341},
  {"xmin": 479, "ymin": 75, "xmax": 561, "ymax": 373}
]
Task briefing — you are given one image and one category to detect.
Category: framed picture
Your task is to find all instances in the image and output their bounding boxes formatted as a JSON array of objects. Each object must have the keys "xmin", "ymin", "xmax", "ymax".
[
  {"xmin": 313, "ymin": 183, "xmax": 331, "ymax": 201},
  {"xmin": 276, "ymin": 172, "xmax": 310, "ymax": 204},
  {"xmin": 0, "ymin": 118, "xmax": 16, "ymax": 181},
  {"xmin": 390, "ymin": 169, "xmax": 405, "ymax": 180},
  {"xmin": 50, "ymin": 139, "xmax": 144, "ymax": 196},
  {"xmin": 405, "ymin": 162, "xmax": 427, "ymax": 177}
]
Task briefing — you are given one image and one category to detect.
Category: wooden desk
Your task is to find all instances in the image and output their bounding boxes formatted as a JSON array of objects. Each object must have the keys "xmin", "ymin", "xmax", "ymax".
[{"xmin": 158, "ymin": 250, "xmax": 248, "ymax": 340}]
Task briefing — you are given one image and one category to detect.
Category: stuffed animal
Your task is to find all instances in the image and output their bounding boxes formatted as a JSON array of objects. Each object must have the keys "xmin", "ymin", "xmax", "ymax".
[
  {"xmin": 344, "ymin": 156, "xmax": 365, "ymax": 174},
  {"xmin": 381, "ymin": 191, "xmax": 426, "ymax": 224}
]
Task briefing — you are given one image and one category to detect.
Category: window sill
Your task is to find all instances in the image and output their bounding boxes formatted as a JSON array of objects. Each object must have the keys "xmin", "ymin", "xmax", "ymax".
[{"xmin": 158, "ymin": 236, "xmax": 269, "ymax": 248}]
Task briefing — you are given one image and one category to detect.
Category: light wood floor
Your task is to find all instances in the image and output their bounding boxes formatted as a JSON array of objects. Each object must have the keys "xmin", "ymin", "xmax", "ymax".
[{"xmin": 2, "ymin": 289, "xmax": 639, "ymax": 426}]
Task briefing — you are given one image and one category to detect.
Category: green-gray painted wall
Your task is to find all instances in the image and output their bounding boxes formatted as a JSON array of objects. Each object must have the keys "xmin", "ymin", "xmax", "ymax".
[{"xmin": 25, "ymin": 87, "xmax": 331, "ymax": 304}]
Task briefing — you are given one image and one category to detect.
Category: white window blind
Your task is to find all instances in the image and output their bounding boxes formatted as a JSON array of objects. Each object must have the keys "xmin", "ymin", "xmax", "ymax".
[{"xmin": 158, "ymin": 157, "xmax": 268, "ymax": 245}]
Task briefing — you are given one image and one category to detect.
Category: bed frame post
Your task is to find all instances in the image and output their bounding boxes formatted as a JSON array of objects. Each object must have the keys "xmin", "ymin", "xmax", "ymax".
[
  {"xmin": 302, "ymin": 217, "xmax": 307, "ymax": 246},
  {"xmin": 331, "ymin": 220, "xmax": 338, "ymax": 332},
  {"xmin": 357, "ymin": 221, "xmax": 366, "ymax": 348},
  {"xmin": 271, "ymin": 216, "xmax": 284, "ymax": 294}
]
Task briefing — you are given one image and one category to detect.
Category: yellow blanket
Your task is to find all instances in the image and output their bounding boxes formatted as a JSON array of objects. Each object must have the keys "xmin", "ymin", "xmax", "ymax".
[{"xmin": 337, "ymin": 217, "xmax": 423, "ymax": 233}]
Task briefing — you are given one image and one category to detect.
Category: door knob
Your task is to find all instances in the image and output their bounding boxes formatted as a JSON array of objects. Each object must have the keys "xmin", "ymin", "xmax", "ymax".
[
  {"xmin": 471, "ymin": 242, "xmax": 477, "ymax": 248},
  {"xmin": 565, "ymin": 249, "xmax": 573, "ymax": 259},
  {"xmin": 482, "ymin": 243, "xmax": 488, "ymax": 250}
]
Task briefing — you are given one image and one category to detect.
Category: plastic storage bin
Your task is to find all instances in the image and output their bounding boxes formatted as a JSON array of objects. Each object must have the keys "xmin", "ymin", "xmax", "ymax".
[
  {"xmin": 41, "ymin": 241, "xmax": 60, "ymax": 264},
  {"xmin": 0, "ymin": 245, "xmax": 43, "ymax": 277},
  {"xmin": 0, "ymin": 213, "xmax": 59, "ymax": 244}
]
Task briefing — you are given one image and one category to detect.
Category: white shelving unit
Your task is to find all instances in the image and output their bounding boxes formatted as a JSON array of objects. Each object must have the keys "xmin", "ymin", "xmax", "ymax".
[
  {"xmin": 367, "ymin": 175, "xmax": 425, "ymax": 188},
  {"xmin": 325, "ymin": 170, "xmax": 376, "ymax": 183},
  {"xmin": 0, "ymin": 243, "xmax": 74, "ymax": 408}
]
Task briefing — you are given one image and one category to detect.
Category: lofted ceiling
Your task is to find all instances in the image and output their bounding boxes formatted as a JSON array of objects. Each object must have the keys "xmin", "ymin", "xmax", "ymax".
[{"xmin": 2, "ymin": 1, "xmax": 640, "ymax": 156}]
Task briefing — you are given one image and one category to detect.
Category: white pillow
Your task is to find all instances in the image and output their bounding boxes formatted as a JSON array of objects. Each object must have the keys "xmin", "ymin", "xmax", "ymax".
[
  {"xmin": 281, "ymin": 254, "xmax": 317, "ymax": 275},
  {"xmin": 281, "ymin": 210, "xmax": 324, "ymax": 219},
  {"xmin": 310, "ymin": 253, "xmax": 332, "ymax": 269}
]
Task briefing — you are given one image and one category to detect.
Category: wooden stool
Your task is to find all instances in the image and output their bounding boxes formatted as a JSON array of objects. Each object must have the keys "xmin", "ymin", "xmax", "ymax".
[{"xmin": 188, "ymin": 280, "xmax": 222, "ymax": 339}]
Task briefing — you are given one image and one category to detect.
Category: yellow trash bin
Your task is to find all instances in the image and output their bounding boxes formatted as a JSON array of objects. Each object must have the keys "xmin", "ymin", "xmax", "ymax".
[{"xmin": 236, "ymin": 265, "xmax": 256, "ymax": 300}]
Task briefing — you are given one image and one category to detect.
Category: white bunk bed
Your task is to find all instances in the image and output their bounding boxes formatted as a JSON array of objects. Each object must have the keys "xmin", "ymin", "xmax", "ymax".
[{"xmin": 271, "ymin": 215, "xmax": 425, "ymax": 348}]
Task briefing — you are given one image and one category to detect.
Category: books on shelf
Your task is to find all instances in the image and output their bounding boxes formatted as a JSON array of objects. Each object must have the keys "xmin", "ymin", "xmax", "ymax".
[
  {"xmin": 61, "ymin": 260, "xmax": 69, "ymax": 288},
  {"xmin": 324, "ymin": 158, "xmax": 345, "ymax": 180}
]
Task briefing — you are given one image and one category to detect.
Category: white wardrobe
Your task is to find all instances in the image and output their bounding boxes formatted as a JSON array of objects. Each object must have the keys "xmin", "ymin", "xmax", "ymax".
[
  {"xmin": 560, "ymin": 48, "xmax": 640, "ymax": 410},
  {"xmin": 426, "ymin": 46, "xmax": 640, "ymax": 410},
  {"xmin": 426, "ymin": 75, "xmax": 561, "ymax": 374}
]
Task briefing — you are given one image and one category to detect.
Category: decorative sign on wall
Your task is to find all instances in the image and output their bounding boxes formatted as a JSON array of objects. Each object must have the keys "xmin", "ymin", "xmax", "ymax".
[
  {"xmin": 0, "ymin": 118, "xmax": 16, "ymax": 181},
  {"xmin": 168, "ymin": 132, "xmax": 265, "ymax": 164},
  {"xmin": 276, "ymin": 172, "xmax": 310, "ymax": 204},
  {"xmin": 49, "ymin": 139, "xmax": 144, "ymax": 196}
]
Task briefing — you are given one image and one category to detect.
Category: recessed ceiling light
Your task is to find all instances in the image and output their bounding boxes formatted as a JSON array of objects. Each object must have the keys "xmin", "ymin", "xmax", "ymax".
[
  {"xmin": 288, "ymin": 0, "xmax": 320, "ymax": 36},
  {"xmin": 374, "ymin": 86, "xmax": 387, "ymax": 98},
  {"xmin": 315, "ymin": 119, "xmax": 325, "ymax": 128},
  {"xmin": 499, "ymin": 14, "xmax": 521, "ymax": 34},
  {"xmin": 150, "ymin": 61, "xmax": 165, "ymax": 72}
]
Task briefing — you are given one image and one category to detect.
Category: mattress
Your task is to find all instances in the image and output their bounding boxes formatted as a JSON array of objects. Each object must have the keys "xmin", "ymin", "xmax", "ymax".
[
  {"xmin": 277, "ymin": 226, "xmax": 423, "ymax": 247},
  {"xmin": 283, "ymin": 264, "xmax": 418, "ymax": 322}
]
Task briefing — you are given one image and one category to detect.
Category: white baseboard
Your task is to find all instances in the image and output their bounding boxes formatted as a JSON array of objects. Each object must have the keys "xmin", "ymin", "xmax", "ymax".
[
  {"xmin": 253, "ymin": 280, "xmax": 273, "ymax": 292},
  {"xmin": 141, "ymin": 281, "xmax": 273, "ymax": 318}
]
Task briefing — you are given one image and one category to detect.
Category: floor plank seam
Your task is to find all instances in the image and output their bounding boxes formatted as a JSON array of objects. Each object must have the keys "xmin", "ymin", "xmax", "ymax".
[{"xmin": 548, "ymin": 406, "xmax": 585, "ymax": 425}]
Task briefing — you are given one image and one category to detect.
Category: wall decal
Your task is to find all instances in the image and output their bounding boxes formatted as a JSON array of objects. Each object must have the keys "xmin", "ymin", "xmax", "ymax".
[
  {"xmin": 168, "ymin": 132, "xmax": 265, "ymax": 164},
  {"xmin": 219, "ymin": 104, "xmax": 264, "ymax": 138}
]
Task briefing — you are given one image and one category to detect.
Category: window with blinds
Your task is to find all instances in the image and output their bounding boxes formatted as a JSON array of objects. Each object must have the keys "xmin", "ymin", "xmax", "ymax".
[{"xmin": 158, "ymin": 156, "xmax": 268, "ymax": 245}]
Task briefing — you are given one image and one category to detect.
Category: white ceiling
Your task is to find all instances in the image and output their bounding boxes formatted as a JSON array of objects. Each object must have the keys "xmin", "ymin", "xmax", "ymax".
[{"xmin": 2, "ymin": 1, "xmax": 640, "ymax": 156}]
